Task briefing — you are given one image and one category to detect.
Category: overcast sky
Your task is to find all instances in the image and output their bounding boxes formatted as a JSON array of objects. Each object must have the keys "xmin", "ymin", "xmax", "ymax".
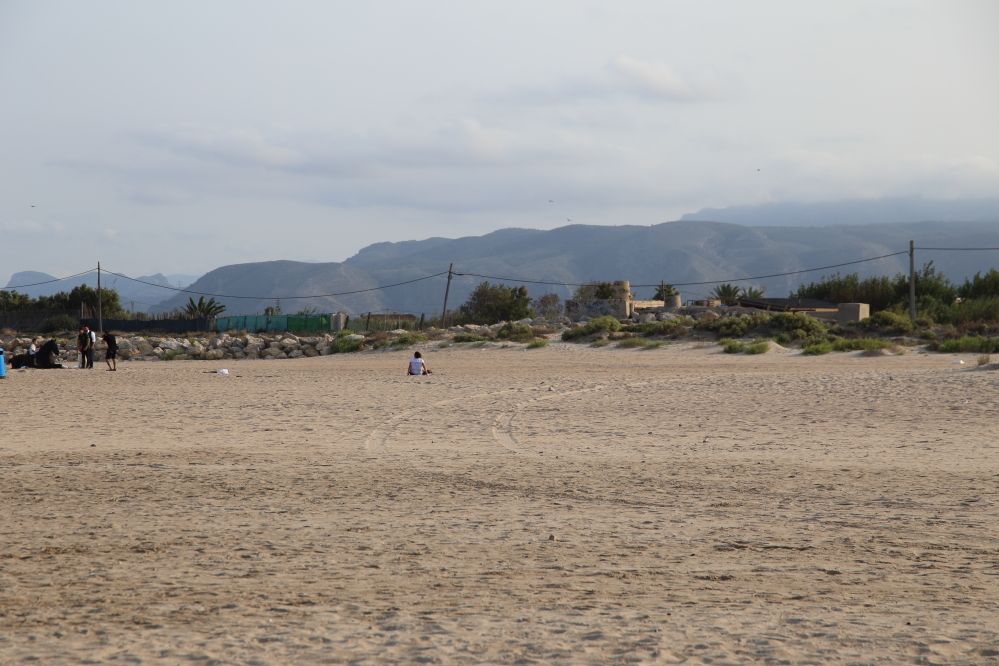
[{"xmin": 2, "ymin": 0, "xmax": 997, "ymax": 284}]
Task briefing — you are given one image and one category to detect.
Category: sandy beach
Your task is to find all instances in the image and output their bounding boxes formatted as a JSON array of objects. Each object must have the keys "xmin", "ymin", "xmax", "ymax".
[{"xmin": 1, "ymin": 342, "xmax": 997, "ymax": 664}]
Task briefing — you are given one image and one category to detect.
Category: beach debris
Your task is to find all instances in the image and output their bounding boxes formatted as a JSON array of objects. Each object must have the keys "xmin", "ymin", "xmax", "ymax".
[
  {"xmin": 548, "ymin": 534, "xmax": 556, "ymax": 541},
  {"xmin": 217, "ymin": 368, "xmax": 230, "ymax": 376}
]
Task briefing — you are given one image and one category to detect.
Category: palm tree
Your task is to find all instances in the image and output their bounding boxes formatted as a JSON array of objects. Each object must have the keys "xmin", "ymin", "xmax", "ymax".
[
  {"xmin": 654, "ymin": 282, "xmax": 678, "ymax": 300},
  {"xmin": 184, "ymin": 296, "xmax": 226, "ymax": 319},
  {"xmin": 739, "ymin": 286, "xmax": 765, "ymax": 300},
  {"xmin": 710, "ymin": 283, "xmax": 741, "ymax": 305}
]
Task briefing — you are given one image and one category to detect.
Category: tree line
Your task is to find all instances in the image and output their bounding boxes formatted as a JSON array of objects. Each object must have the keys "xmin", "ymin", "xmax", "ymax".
[{"xmin": 0, "ymin": 286, "xmax": 227, "ymax": 320}]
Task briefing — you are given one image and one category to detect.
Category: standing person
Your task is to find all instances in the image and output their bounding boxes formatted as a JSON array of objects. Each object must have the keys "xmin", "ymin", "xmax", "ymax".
[
  {"xmin": 76, "ymin": 325, "xmax": 89, "ymax": 369},
  {"xmin": 102, "ymin": 331, "xmax": 118, "ymax": 371},
  {"xmin": 407, "ymin": 351, "xmax": 431, "ymax": 375},
  {"xmin": 86, "ymin": 326, "xmax": 96, "ymax": 369}
]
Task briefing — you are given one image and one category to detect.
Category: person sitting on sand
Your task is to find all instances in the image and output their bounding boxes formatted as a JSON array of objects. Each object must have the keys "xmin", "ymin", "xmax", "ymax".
[{"xmin": 407, "ymin": 351, "xmax": 431, "ymax": 375}]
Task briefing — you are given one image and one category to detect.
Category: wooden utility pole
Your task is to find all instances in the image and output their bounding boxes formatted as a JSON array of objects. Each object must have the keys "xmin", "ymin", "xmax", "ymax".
[
  {"xmin": 440, "ymin": 263, "xmax": 454, "ymax": 327},
  {"xmin": 97, "ymin": 261, "xmax": 103, "ymax": 333},
  {"xmin": 908, "ymin": 240, "xmax": 916, "ymax": 320}
]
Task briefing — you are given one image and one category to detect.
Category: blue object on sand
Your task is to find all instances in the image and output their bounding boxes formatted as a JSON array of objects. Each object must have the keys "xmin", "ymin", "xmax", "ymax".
[{"xmin": 0, "ymin": 348, "xmax": 6, "ymax": 378}]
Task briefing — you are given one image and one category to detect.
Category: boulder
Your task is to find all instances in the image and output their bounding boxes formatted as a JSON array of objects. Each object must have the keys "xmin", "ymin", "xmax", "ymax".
[
  {"xmin": 697, "ymin": 311, "xmax": 721, "ymax": 322},
  {"xmin": 302, "ymin": 346, "xmax": 319, "ymax": 357},
  {"xmin": 287, "ymin": 349, "xmax": 304, "ymax": 359}
]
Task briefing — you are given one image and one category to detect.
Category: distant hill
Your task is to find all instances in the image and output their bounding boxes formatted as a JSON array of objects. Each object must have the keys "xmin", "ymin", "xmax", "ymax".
[
  {"xmin": 680, "ymin": 197, "xmax": 999, "ymax": 227},
  {"xmin": 149, "ymin": 219, "xmax": 999, "ymax": 316},
  {"xmin": 4, "ymin": 271, "xmax": 198, "ymax": 313}
]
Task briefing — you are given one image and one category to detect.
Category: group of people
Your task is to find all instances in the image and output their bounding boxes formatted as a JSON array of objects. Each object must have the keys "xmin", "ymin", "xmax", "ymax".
[{"xmin": 76, "ymin": 325, "xmax": 118, "ymax": 371}]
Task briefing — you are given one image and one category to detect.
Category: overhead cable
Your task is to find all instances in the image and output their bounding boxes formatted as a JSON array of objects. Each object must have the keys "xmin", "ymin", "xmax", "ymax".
[
  {"xmin": 101, "ymin": 269, "xmax": 449, "ymax": 300},
  {"xmin": 914, "ymin": 246, "xmax": 999, "ymax": 251},
  {"xmin": 456, "ymin": 251, "xmax": 908, "ymax": 289},
  {"xmin": 1, "ymin": 268, "xmax": 97, "ymax": 291}
]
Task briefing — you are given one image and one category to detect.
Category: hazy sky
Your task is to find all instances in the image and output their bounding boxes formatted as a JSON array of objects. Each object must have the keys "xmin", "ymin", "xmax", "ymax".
[{"xmin": 2, "ymin": 0, "xmax": 997, "ymax": 284}]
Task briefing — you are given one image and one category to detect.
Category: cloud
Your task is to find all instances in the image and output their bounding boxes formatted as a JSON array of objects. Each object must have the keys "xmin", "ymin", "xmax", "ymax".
[
  {"xmin": 494, "ymin": 55, "xmax": 714, "ymax": 106},
  {"xmin": 137, "ymin": 126, "xmax": 306, "ymax": 170},
  {"xmin": 607, "ymin": 55, "xmax": 696, "ymax": 100}
]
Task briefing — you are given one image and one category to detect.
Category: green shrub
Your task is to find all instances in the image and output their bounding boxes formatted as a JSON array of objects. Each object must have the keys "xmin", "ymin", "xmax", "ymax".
[
  {"xmin": 496, "ymin": 322, "xmax": 535, "ymax": 343},
  {"xmin": 932, "ymin": 336, "xmax": 999, "ymax": 353},
  {"xmin": 332, "ymin": 336, "xmax": 364, "ymax": 353},
  {"xmin": 616, "ymin": 337, "xmax": 663, "ymax": 349},
  {"xmin": 770, "ymin": 312, "xmax": 828, "ymax": 336},
  {"xmin": 453, "ymin": 333, "xmax": 490, "ymax": 343},
  {"xmin": 950, "ymin": 297, "xmax": 999, "ymax": 325},
  {"xmin": 526, "ymin": 338, "xmax": 548, "ymax": 349},
  {"xmin": 628, "ymin": 318, "xmax": 693, "ymax": 337},
  {"xmin": 720, "ymin": 339, "xmax": 744, "ymax": 354},
  {"xmin": 590, "ymin": 339, "xmax": 610, "ymax": 347},
  {"xmin": 40, "ymin": 314, "xmax": 78, "ymax": 333},
  {"xmin": 864, "ymin": 310, "xmax": 914, "ymax": 334},
  {"xmin": 802, "ymin": 341, "xmax": 833, "ymax": 355},
  {"xmin": 744, "ymin": 341, "xmax": 770, "ymax": 354},
  {"xmin": 831, "ymin": 337, "xmax": 891, "ymax": 352},
  {"xmin": 774, "ymin": 332, "xmax": 791, "ymax": 345},
  {"xmin": 716, "ymin": 317, "xmax": 749, "ymax": 338},
  {"xmin": 562, "ymin": 316, "xmax": 622, "ymax": 341},
  {"xmin": 390, "ymin": 332, "xmax": 427, "ymax": 347}
]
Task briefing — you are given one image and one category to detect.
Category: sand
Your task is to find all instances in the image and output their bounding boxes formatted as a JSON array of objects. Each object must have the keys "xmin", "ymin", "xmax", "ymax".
[{"xmin": 1, "ymin": 342, "xmax": 996, "ymax": 664}]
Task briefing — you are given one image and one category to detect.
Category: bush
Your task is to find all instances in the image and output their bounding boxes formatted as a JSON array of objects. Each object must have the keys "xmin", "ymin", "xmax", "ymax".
[
  {"xmin": 720, "ymin": 338, "xmax": 768, "ymax": 354},
  {"xmin": 526, "ymin": 338, "xmax": 548, "ymax": 349},
  {"xmin": 932, "ymin": 336, "xmax": 999, "ymax": 353},
  {"xmin": 40, "ymin": 314, "xmax": 78, "ymax": 333},
  {"xmin": 562, "ymin": 316, "xmax": 622, "ymax": 341},
  {"xmin": 629, "ymin": 318, "xmax": 694, "ymax": 338},
  {"xmin": 802, "ymin": 341, "xmax": 833, "ymax": 355},
  {"xmin": 496, "ymin": 322, "xmax": 535, "ymax": 343},
  {"xmin": 616, "ymin": 337, "xmax": 663, "ymax": 349},
  {"xmin": 332, "ymin": 336, "xmax": 364, "ymax": 353},
  {"xmin": 590, "ymin": 339, "xmax": 610, "ymax": 347},
  {"xmin": 720, "ymin": 338, "xmax": 744, "ymax": 354},
  {"xmin": 390, "ymin": 332, "xmax": 427, "ymax": 347},
  {"xmin": 831, "ymin": 337, "xmax": 892, "ymax": 352},
  {"xmin": 453, "ymin": 333, "xmax": 490, "ymax": 343},
  {"xmin": 864, "ymin": 310, "xmax": 914, "ymax": 334},
  {"xmin": 769, "ymin": 312, "xmax": 828, "ymax": 337},
  {"xmin": 949, "ymin": 297, "xmax": 999, "ymax": 325}
]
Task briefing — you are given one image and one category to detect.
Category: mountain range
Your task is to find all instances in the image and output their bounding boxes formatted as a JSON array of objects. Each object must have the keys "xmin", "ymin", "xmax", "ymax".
[
  {"xmin": 7, "ymin": 199, "xmax": 999, "ymax": 316},
  {"xmin": 148, "ymin": 218, "xmax": 999, "ymax": 316}
]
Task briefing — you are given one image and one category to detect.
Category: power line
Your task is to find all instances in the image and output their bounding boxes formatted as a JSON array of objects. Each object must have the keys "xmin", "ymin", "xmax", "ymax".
[
  {"xmin": 1, "ymin": 268, "xmax": 97, "ymax": 291},
  {"xmin": 455, "ymin": 251, "xmax": 908, "ymax": 289},
  {"xmin": 101, "ymin": 268, "xmax": 449, "ymax": 300},
  {"xmin": 661, "ymin": 251, "xmax": 908, "ymax": 287},
  {"xmin": 453, "ymin": 272, "xmax": 594, "ymax": 287},
  {"xmin": 915, "ymin": 246, "xmax": 999, "ymax": 251}
]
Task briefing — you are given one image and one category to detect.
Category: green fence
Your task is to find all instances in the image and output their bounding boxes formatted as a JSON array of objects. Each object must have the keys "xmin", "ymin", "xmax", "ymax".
[{"xmin": 215, "ymin": 314, "xmax": 332, "ymax": 333}]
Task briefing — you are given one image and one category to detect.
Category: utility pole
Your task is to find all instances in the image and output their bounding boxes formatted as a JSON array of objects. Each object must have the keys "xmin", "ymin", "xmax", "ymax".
[
  {"xmin": 440, "ymin": 263, "xmax": 454, "ymax": 327},
  {"xmin": 97, "ymin": 261, "xmax": 103, "ymax": 333},
  {"xmin": 908, "ymin": 240, "xmax": 916, "ymax": 320}
]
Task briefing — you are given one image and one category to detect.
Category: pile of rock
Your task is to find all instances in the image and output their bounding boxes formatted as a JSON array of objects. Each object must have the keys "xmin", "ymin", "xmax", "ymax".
[
  {"xmin": 0, "ymin": 332, "xmax": 356, "ymax": 364},
  {"xmin": 0, "ymin": 320, "xmax": 569, "ymax": 365}
]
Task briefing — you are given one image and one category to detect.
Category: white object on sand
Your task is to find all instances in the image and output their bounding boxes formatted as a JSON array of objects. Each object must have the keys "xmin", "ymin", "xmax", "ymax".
[{"xmin": 217, "ymin": 368, "xmax": 230, "ymax": 376}]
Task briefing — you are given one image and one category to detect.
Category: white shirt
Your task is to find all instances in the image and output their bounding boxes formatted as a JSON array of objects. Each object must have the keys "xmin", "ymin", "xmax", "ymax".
[{"xmin": 408, "ymin": 358, "xmax": 426, "ymax": 374}]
